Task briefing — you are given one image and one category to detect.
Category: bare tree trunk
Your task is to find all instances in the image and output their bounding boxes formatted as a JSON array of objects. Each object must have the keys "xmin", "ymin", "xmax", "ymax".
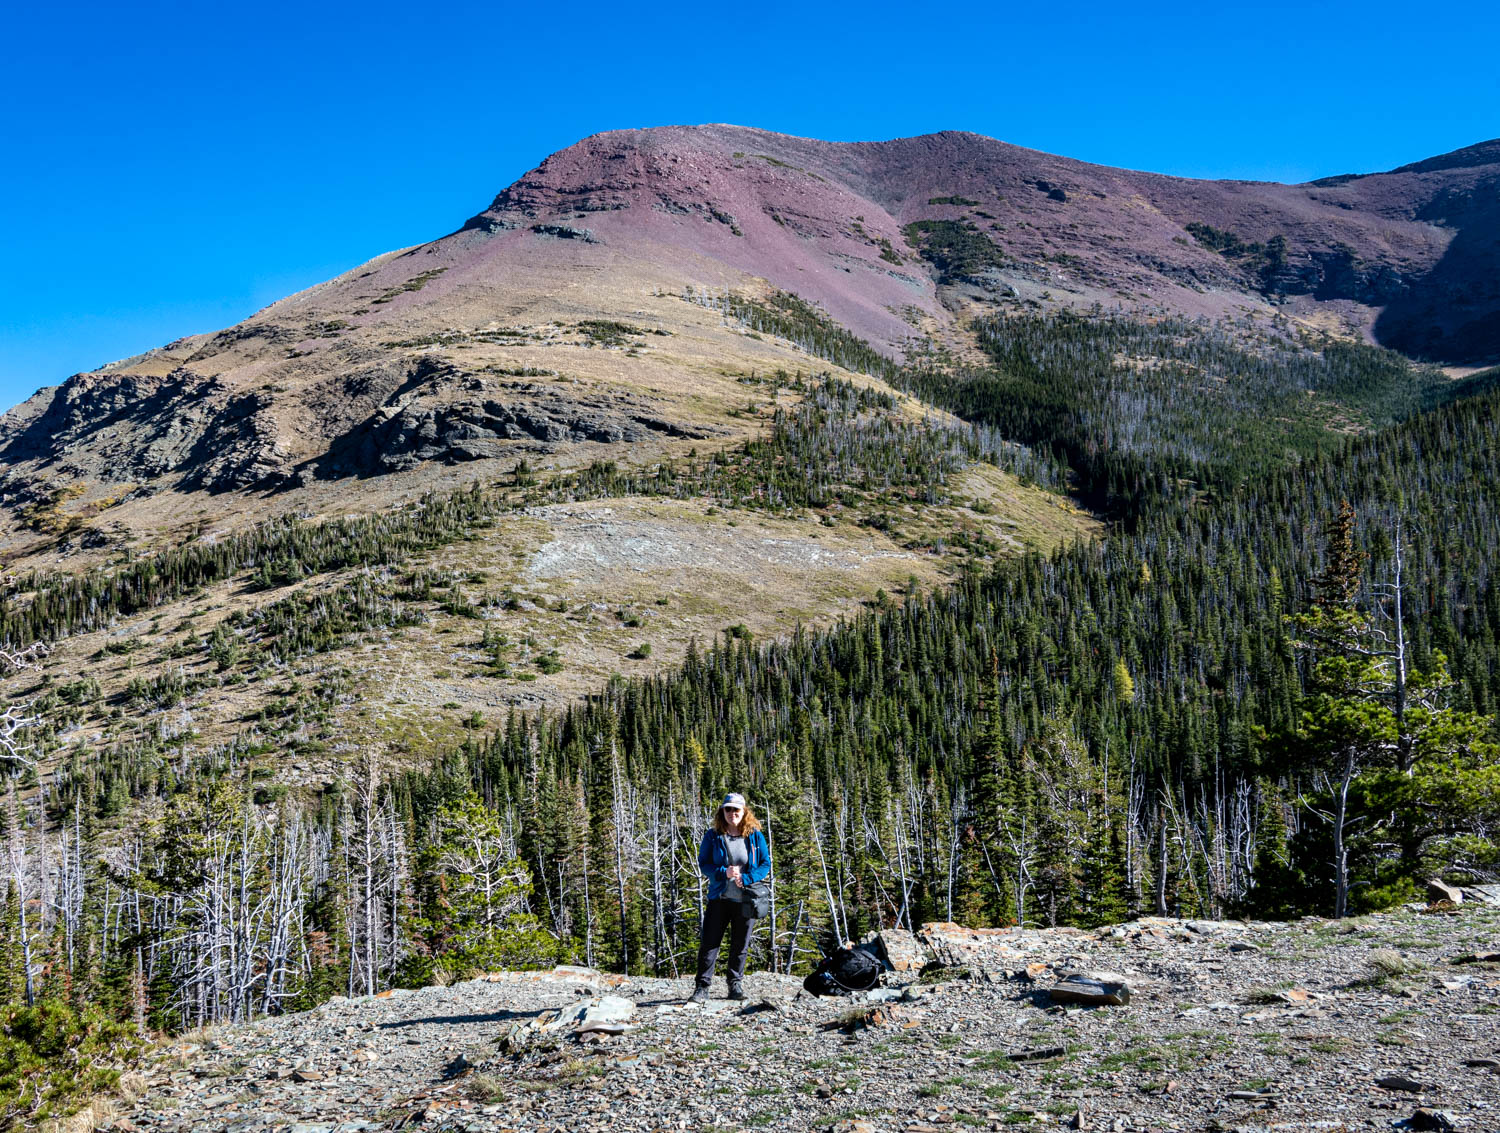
[
  {"xmin": 1154, "ymin": 797, "xmax": 1169, "ymax": 916},
  {"xmin": 8, "ymin": 786, "xmax": 35, "ymax": 1006},
  {"xmin": 811, "ymin": 805, "xmax": 845, "ymax": 945},
  {"xmin": 784, "ymin": 899, "xmax": 806, "ymax": 972},
  {"xmin": 362, "ymin": 755, "xmax": 378, "ymax": 995},
  {"xmin": 892, "ymin": 800, "xmax": 912, "ymax": 930},
  {"xmin": 1391, "ymin": 523, "xmax": 1412, "ymax": 773},
  {"xmin": 1333, "ymin": 746, "xmax": 1357, "ymax": 919},
  {"xmin": 609, "ymin": 742, "xmax": 632, "ymax": 972},
  {"xmin": 386, "ymin": 805, "xmax": 405, "ymax": 987}
]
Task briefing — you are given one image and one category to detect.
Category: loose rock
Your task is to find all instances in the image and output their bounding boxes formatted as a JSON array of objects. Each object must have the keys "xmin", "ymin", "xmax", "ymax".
[{"xmin": 1049, "ymin": 970, "xmax": 1131, "ymax": 1006}]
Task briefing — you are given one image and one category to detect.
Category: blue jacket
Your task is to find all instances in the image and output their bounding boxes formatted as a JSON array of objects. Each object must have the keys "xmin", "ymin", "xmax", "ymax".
[{"xmin": 698, "ymin": 827, "xmax": 771, "ymax": 901}]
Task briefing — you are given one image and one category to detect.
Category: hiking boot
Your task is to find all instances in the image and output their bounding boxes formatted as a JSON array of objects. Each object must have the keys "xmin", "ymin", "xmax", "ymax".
[
  {"xmin": 727, "ymin": 984, "xmax": 747, "ymax": 1001},
  {"xmin": 687, "ymin": 985, "xmax": 709, "ymax": 1004}
]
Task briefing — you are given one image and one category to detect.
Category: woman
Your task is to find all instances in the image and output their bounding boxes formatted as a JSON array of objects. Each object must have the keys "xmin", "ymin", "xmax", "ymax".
[{"xmin": 689, "ymin": 792, "xmax": 771, "ymax": 1002}]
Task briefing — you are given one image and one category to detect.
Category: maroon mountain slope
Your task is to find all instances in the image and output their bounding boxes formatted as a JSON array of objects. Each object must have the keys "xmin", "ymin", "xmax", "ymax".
[
  {"xmin": 0, "ymin": 125, "xmax": 1494, "ymax": 536},
  {"xmin": 467, "ymin": 124, "xmax": 1499, "ymax": 362}
]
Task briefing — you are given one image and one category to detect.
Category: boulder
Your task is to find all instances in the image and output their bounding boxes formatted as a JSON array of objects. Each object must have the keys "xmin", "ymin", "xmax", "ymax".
[
  {"xmin": 572, "ymin": 994, "xmax": 638, "ymax": 1035},
  {"xmin": 874, "ymin": 927, "xmax": 927, "ymax": 971},
  {"xmin": 1405, "ymin": 1109, "xmax": 1458, "ymax": 1131},
  {"xmin": 1049, "ymin": 970, "xmax": 1131, "ymax": 1007},
  {"xmin": 1426, "ymin": 878, "xmax": 1464, "ymax": 905},
  {"xmin": 1186, "ymin": 920, "xmax": 1248, "ymax": 935},
  {"xmin": 1462, "ymin": 884, "xmax": 1500, "ymax": 906},
  {"xmin": 916, "ymin": 921, "xmax": 1082, "ymax": 969},
  {"xmin": 1376, "ymin": 1074, "xmax": 1426, "ymax": 1093}
]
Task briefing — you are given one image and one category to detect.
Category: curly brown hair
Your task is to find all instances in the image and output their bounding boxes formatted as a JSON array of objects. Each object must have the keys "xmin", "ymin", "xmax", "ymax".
[{"xmin": 712, "ymin": 801, "xmax": 762, "ymax": 836}]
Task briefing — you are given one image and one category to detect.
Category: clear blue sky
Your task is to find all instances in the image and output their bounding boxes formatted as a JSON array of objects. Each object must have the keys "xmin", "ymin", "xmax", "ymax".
[{"xmin": 2, "ymin": 0, "xmax": 1495, "ymax": 412}]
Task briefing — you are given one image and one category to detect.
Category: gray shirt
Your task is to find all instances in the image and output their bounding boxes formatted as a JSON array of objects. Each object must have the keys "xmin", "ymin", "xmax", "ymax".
[{"xmin": 723, "ymin": 835, "xmax": 748, "ymax": 901}]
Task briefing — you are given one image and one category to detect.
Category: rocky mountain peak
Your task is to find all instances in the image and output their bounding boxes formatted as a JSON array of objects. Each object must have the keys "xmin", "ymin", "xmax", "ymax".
[{"xmin": 1, "ymin": 124, "xmax": 1497, "ymax": 540}]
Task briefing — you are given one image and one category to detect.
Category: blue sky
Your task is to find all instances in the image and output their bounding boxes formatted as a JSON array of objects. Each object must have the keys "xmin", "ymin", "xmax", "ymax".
[{"xmin": 2, "ymin": 0, "xmax": 1496, "ymax": 412}]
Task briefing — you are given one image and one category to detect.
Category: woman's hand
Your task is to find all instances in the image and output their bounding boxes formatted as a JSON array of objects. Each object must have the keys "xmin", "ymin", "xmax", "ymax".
[{"xmin": 727, "ymin": 865, "xmax": 742, "ymax": 885}]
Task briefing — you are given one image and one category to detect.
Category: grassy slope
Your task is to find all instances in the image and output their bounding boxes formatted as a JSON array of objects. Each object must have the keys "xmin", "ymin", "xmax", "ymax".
[{"xmin": 7, "ymin": 367, "xmax": 1094, "ymax": 789}]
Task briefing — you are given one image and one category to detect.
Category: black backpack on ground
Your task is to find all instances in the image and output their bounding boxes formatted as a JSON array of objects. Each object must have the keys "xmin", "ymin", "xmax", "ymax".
[{"xmin": 802, "ymin": 946, "xmax": 882, "ymax": 996}]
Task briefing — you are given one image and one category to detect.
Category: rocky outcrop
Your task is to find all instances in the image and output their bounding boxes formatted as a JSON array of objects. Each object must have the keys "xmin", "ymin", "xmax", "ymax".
[
  {"xmin": 0, "ymin": 369, "xmax": 293, "ymax": 494},
  {"xmin": 112, "ymin": 906, "xmax": 1500, "ymax": 1133},
  {"xmin": 312, "ymin": 370, "xmax": 717, "ymax": 480}
]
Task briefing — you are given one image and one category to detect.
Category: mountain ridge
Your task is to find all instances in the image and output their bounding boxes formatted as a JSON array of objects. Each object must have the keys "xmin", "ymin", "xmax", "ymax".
[{"xmin": 0, "ymin": 123, "xmax": 1495, "ymax": 556}]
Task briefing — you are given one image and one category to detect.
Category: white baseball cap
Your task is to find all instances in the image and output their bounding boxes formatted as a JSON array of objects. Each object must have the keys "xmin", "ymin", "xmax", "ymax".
[{"xmin": 721, "ymin": 793, "xmax": 747, "ymax": 809}]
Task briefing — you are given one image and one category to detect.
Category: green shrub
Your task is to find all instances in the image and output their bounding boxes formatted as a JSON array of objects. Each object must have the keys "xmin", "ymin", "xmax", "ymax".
[{"xmin": 0, "ymin": 1001, "xmax": 142, "ymax": 1127}]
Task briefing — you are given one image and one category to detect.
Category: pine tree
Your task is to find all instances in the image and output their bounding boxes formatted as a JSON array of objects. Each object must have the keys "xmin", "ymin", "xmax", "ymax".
[
  {"xmin": 408, "ymin": 792, "xmax": 554, "ymax": 979},
  {"xmin": 971, "ymin": 655, "xmax": 1018, "ymax": 923}
]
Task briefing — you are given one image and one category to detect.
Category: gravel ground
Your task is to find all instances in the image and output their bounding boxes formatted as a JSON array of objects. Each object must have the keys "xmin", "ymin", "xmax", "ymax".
[{"xmin": 112, "ymin": 905, "xmax": 1500, "ymax": 1133}]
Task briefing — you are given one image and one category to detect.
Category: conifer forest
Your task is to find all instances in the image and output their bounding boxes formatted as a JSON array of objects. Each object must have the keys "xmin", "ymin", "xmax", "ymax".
[{"xmin": 1, "ymin": 300, "xmax": 1498, "ymax": 1119}]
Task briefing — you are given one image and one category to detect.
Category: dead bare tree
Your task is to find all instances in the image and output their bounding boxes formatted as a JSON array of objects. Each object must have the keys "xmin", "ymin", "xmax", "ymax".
[{"xmin": 0, "ymin": 643, "xmax": 48, "ymax": 772}]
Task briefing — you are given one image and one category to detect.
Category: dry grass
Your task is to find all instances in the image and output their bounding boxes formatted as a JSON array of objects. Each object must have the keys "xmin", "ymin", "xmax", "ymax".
[
  {"xmin": 1368, "ymin": 948, "xmax": 1422, "ymax": 978},
  {"xmin": 464, "ymin": 1073, "xmax": 508, "ymax": 1102},
  {"xmin": 5, "ymin": 465, "xmax": 1093, "ymax": 792}
]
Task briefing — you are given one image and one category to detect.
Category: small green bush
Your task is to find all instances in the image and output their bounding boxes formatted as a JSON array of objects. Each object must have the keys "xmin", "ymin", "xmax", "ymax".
[{"xmin": 0, "ymin": 1001, "xmax": 142, "ymax": 1127}]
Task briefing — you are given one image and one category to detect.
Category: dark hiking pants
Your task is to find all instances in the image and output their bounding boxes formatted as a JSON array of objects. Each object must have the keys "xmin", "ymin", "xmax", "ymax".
[{"xmin": 694, "ymin": 898, "xmax": 755, "ymax": 988}]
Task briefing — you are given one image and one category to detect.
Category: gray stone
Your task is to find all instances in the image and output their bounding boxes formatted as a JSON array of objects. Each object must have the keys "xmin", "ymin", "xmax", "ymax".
[
  {"xmin": 1049, "ymin": 970, "xmax": 1131, "ymax": 1007},
  {"xmin": 1186, "ymin": 920, "xmax": 1232, "ymax": 934},
  {"xmin": 448, "ymin": 1048, "xmax": 490, "ymax": 1075},
  {"xmin": 1462, "ymin": 884, "xmax": 1500, "ymax": 905},
  {"xmin": 1376, "ymin": 1074, "xmax": 1426, "ymax": 1092},
  {"xmin": 1405, "ymin": 1110, "xmax": 1458, "ymax": 1132},
  {"xmin": 572, "ymin": 994, "xmax": 637, "ymax": 1034},
  {"xmin": 1007, "ymin": 1046, "xmax": 1067, "ymax": 1062}
]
